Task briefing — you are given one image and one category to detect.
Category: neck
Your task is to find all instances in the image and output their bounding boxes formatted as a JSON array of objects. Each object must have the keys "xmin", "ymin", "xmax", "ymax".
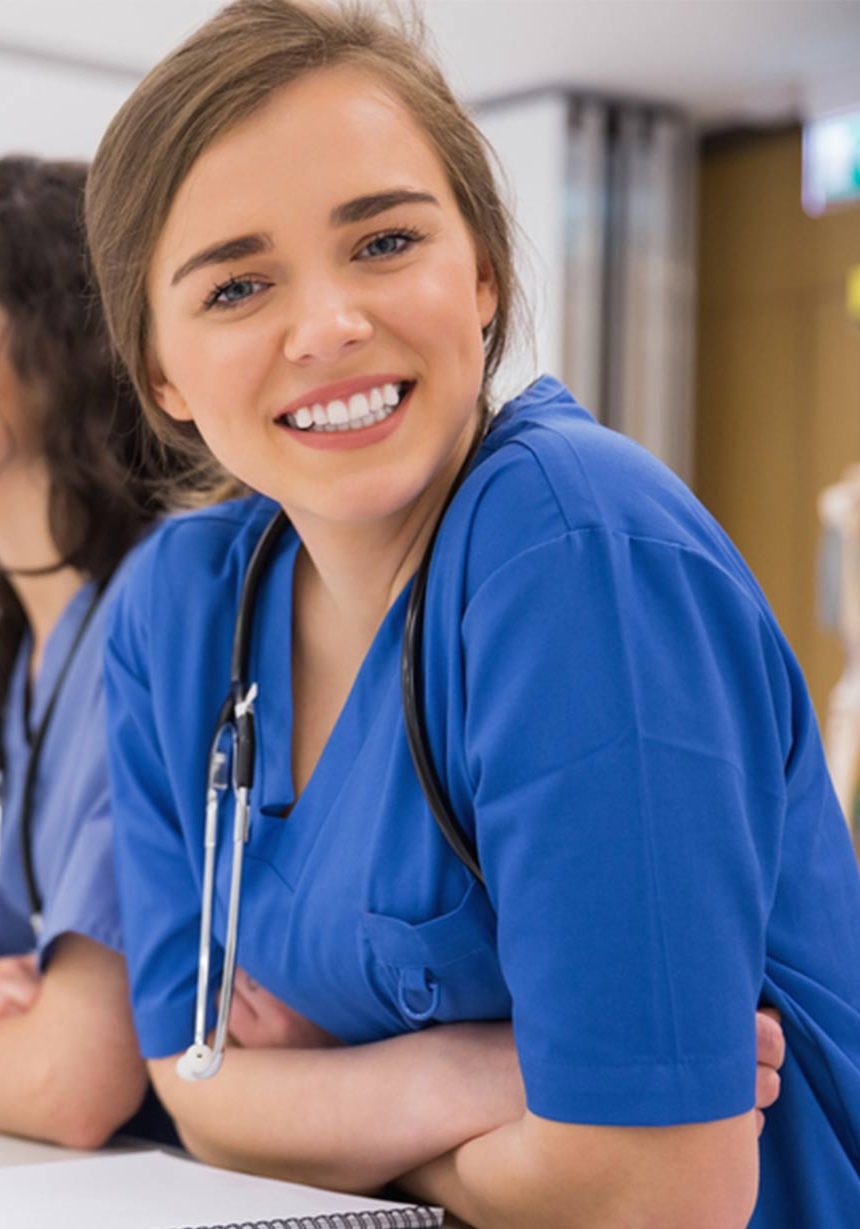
[
  {"xmin": 0, "ymin": 460, "xmax": 87, "ymax": 680},
  {"xmin": 288, "ymin": 422, "xmax": 475, "ymax": 650}
]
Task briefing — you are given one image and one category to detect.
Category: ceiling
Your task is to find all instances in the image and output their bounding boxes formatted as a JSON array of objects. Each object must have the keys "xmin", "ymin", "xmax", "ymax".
[{"xmin": 1, "ymin": 0, "xmax": 859, "ymax": 129}]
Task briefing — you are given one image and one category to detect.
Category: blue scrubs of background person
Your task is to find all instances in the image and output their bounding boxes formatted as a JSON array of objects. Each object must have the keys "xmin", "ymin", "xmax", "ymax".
[
  {"xmin": 0, "ymin": 583, "xmax": 123, "ymax": 961},
  {"xmin": 0, "ymin": 155, "xmax": 180, "ymax": 1148},
  {"xmin": 105, "ymin": 376, "xmax": 860, "ymax": 1226}
]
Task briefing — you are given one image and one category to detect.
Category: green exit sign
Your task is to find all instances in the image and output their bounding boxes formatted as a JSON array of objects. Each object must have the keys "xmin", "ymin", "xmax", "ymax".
[{"xmin": 803, "ymin": 110, "xmax": 860, "ymax": 216}]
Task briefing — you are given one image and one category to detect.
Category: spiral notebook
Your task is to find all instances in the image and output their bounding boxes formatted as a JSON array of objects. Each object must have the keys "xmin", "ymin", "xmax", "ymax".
[{"xmin": 0, "ymin": 1149, "xmax": 443, "ymax": 1228}]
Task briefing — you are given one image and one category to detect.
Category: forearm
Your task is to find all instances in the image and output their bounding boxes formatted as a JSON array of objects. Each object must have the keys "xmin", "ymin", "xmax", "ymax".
[
  {"xmin": 154, "ymin": 1021, "xmax": 524, "ymax": 1192},
  {"xmin": 399, "ymin": 1110, "xmax": 759, "ymax": 1229},
  {"xmin": 0, "ymin": 939, "xmax": 147, "ymax": 1148}
]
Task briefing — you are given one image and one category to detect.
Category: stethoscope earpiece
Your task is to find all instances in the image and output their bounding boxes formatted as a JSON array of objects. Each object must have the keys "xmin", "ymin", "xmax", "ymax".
[{"xmin": 177, "ymin": 1042, "xmax": 222, "ymax": 1082}]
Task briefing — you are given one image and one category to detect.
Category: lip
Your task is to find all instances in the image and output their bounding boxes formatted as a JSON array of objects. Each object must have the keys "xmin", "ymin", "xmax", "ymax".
[
  {"xmin": 274, "ymin": 372, "xmax": 412, "ymax": 420},
  {"xmin": 275, "ymin": 382, "xmax": 413, "ymax": 452}
]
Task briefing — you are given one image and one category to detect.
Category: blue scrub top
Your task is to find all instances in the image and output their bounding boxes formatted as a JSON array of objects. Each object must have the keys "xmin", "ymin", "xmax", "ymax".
[
  {"xmin": 104, "ymin": 375, "xmax": 860, "ymax": 1225},
  {"xmin": 1, "ymin": 581, "xmax": 123, "ymax": 963}
]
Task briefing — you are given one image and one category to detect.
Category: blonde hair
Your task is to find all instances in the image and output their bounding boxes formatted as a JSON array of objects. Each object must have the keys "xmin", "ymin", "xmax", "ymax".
[{"xmin": 86, "ymin": 0, "xmax": 524, "ymax": 490}]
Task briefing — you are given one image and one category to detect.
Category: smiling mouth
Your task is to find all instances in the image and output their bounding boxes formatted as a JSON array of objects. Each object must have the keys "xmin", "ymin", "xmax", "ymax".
[{"xmin": 276, "ymin": 380, "xmax": 414, "ymax": 434}]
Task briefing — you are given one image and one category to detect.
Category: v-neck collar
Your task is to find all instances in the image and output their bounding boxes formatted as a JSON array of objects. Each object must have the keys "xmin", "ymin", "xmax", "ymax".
[
  {"xmin": 250, "ymin": 528, "xmax": 413, "ymax": 824},
  {"xmin": 16, "ymin": 582, "xmax": 96, "ymax": 740}
]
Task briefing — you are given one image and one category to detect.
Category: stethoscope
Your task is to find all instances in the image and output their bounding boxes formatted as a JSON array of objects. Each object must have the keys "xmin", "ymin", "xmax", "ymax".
[
  {"xmin": 0, "ymin": 581, "xmax": 106, "ymax": 938},
  {"xmin": 178, "ymin": 430, "xmax": 487, "ymax": 1081}
]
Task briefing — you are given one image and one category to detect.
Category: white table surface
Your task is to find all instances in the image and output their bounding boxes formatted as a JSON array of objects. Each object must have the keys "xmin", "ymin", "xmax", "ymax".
[{"xmin": 0, "ymin": 1134, "xmax": 465, "ymax": 1226}]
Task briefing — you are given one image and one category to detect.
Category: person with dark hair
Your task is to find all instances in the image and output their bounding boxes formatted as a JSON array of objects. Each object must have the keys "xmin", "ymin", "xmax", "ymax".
[
  {"xmin": 0, "ymin": 155, "xmax": 178, "ymax": 1147},
  {"xmin": 82, "ymin": 2, "xmax": 850, "ymax": 1224}
]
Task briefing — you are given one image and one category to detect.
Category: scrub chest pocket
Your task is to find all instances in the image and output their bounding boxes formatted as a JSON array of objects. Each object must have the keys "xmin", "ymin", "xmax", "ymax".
[{"xmin": 362, "ymin": 878, "xmax": 511, "ymax": 1027}]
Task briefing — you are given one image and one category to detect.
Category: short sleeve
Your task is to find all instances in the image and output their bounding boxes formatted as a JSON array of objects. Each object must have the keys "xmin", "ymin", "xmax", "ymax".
[
  {"xmin": 37, "ymin": 677, "xmax": 124, "ymax": 962},
  {"xmin": 462, "ymin": 527, "xmax": 788, "ymax": 1126},
  {"xmin": 103, "ymin": 573, "xmax": 220, "ymax": 1058}
]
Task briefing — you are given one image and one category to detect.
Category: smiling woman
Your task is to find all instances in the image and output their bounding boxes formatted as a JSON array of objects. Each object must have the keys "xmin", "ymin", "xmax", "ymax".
[
  {"xmin": 139, "ymin": 62, "xmax": 498, "ymax": 531},
  {"xmin": 84, "ymin": 3, "xmax": 860, "ymax": 1227},
  {"xmin": 87, "ymin": 2, "xmax": 518, "ymax": 505}
]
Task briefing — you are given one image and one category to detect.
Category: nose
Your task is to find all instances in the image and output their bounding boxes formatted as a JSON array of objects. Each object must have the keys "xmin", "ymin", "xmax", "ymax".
[{"xmin": 281, "ymin": 279, "xmax": 373, "ymax": 366}]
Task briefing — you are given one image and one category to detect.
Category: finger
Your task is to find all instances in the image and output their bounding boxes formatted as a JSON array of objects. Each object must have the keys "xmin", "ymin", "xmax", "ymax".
[
  {"xmin": 755, "ymin": 1009, "xmax": 786, "ymax": 1070},
  {"xmin": 755, "ymin": 1064, "xmax": 781, "ymax": 1111},
  {"xmin": 233, "ymin": 968, "xmax": 262, "ymax": 1009},
  {"xmin": 0, "ymin": 983, "xmax": 38, "ymax": 1017},
  {"xmin": 0, "ymin": 976, "xmax": 40, "ymax": 1010},
  {"xmin": 755, "ymin": 1108, "xmax": 765, "ymax": 1137},
  {"xmin": 0, "ymin": 954, "xmax": 39, "ymax": 983},
  {"xmin": 0, "ymin": 1000, "xmax": 28, "ymax": 1020},
  {"xmin": 226, "ymin": 989, "xmax": 258, "ymax": 1047}
]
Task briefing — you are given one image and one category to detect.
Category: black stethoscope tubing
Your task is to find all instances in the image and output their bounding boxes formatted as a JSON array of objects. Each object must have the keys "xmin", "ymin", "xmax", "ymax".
[
  {"xmin": 228, "ymin": 434, "xmax": 486, "ymax": 885},
  {"xmin": 0, "ymin": 582, "xmax": 107, "ymax": 934}
]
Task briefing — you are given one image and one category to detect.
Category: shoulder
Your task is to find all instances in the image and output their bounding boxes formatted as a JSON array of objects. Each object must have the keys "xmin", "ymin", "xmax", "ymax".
[
  {"xmin": 103, "ymin": 494, "xmax": 277, "ymax": 672},
  {"xmin": 106, "ymin": 495, "xmax": 274, "ymax": 615},
  {"xmin": 119, "ymin": 494, "xmax": 275, "ymax": 591},
  {"xmin": 442, "ymin": 375, "xmax": 751, "ymax": 603}
]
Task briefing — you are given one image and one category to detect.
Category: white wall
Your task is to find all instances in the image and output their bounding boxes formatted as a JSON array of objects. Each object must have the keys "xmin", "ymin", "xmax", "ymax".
[
  {"xmin": 0, "ymin": 51, "xmax": 135, "ymax": 159},
  {"xmin": 475, "ymin": 92, "xmax": 569, "ymax": 403}
]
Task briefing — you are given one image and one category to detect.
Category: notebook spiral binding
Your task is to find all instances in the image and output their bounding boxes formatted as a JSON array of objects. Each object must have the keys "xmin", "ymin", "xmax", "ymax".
[{"xmin": 180, "ymin": 1206, "xmax": 443, "ymax": 1228}]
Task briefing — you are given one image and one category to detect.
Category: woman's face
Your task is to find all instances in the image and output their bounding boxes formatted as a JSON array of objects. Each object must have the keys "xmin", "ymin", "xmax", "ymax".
[{"xmin": 147, "ymin": 65, "xmax": 498, "ymax": 528}]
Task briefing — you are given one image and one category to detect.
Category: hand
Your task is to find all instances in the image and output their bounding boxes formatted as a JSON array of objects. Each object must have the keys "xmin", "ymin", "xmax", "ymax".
[
  {"xmin": 227, "ymin": 968, "xmax": 340, "ymax": 1050},
  {"xmin": 754, "ymin": 1007, "xmax": 785, "ymax": 1135},
  {"xmin": 0, "ymin": 952, "xmax": 41, "ymax": 1019}
]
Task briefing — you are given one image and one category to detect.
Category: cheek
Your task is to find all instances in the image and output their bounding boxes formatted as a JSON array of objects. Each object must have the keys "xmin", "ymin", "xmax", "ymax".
[
  {"xmin": 387, "ymin": 254, "xmax": 488, "ymax": 363},
  {"xmin": 161, "ymin": 319, "xmax": 275, "ymax": 424}
]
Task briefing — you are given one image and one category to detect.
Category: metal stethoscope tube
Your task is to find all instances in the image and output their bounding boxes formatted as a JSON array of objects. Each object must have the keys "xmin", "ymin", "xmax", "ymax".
[{"xmin": 177, "ymin": 684, "xmax": 258, "ymax": 1081}]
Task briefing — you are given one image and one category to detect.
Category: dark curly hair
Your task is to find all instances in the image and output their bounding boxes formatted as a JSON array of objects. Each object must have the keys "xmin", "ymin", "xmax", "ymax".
[{"xmin": 0, "ymin": 155, "xmax": 180, "ymax": 704}]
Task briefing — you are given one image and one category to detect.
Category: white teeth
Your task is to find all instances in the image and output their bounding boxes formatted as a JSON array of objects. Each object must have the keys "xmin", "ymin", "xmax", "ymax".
[
  {"xmin": 328, "ymin": 399, "xmax": 349, "ymax": 425},
  {"xmin": 348, "ymin": 392, "xmax": 370, "ymax": 421},
  {"xmin": 282, "ymin": 381, "xmax": 410, "ymax": 432}
]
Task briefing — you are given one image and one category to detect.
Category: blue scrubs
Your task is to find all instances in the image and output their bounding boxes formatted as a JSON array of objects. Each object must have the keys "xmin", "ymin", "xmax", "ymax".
[
  {"xmin": 104, "ymin": 375, "xmax": 860, "ymax": 1224},
  {"xmin": 0, "ymin": 573, "xmax": 181, "ymax": 1149},
  {"xmin": 1, "ymin": 582, "xmax": 122, "ymax": 962}
]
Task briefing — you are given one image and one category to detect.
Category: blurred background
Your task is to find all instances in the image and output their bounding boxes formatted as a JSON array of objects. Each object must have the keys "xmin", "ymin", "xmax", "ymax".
[{"xmin": 2, "ymin": 0, "xmax": 860, "ymax": 823}]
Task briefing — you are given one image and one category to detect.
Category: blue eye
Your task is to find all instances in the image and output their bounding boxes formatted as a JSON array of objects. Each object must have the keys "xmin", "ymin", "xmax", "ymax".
[
  {"xmin": 360, "ymin": 228, "xmax": 423, "ymax": 260},
  {"xmin": 204, "ymin": 276, "xmax": 267, "ymax": 310}
]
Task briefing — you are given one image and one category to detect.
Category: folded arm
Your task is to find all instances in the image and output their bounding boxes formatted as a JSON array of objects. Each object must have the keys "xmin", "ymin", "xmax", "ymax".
[
  {"xmin": 0, "ymin": 934, "xmax": 147, "ymax": 1148},
  {"xmin": 154, "ymin": 971, "xmax": 781, "ymax": 1209},
  {"xmin": 400, "ymin": 1108, "xmax": 759, "ymax": 1229},
  {"xmin": 150, "ymin": 1019, "xmax": 526, "ymax": 1192}
]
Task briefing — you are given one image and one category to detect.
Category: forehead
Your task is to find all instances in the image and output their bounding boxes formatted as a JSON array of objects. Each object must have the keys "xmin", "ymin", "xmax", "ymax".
[{"xmin": 156, "ymin": 65, "xmax": 452, "ymax": 263}]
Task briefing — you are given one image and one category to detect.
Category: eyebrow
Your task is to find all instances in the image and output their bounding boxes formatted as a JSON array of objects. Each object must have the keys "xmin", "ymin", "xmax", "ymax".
[
  {"xmin": 171, "ymin": 233, "xmax": 274, "ymax": 287},
  {"xmin": 170, "ymin": 189, "xmax": 439, "ymax": 288},
  {"xmin": 329, "ymin": 189, "xmax": 440, "ymax": 226}
]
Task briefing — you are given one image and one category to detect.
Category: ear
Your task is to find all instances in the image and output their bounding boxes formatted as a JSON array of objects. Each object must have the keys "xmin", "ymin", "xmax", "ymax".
[
  {"xmin": 475, "ymin": 246, "xmax": 499, "ymax": 331},
  {"xmin": 147, "ymin": 354, "xmax": 194, "ymax": 423}
]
